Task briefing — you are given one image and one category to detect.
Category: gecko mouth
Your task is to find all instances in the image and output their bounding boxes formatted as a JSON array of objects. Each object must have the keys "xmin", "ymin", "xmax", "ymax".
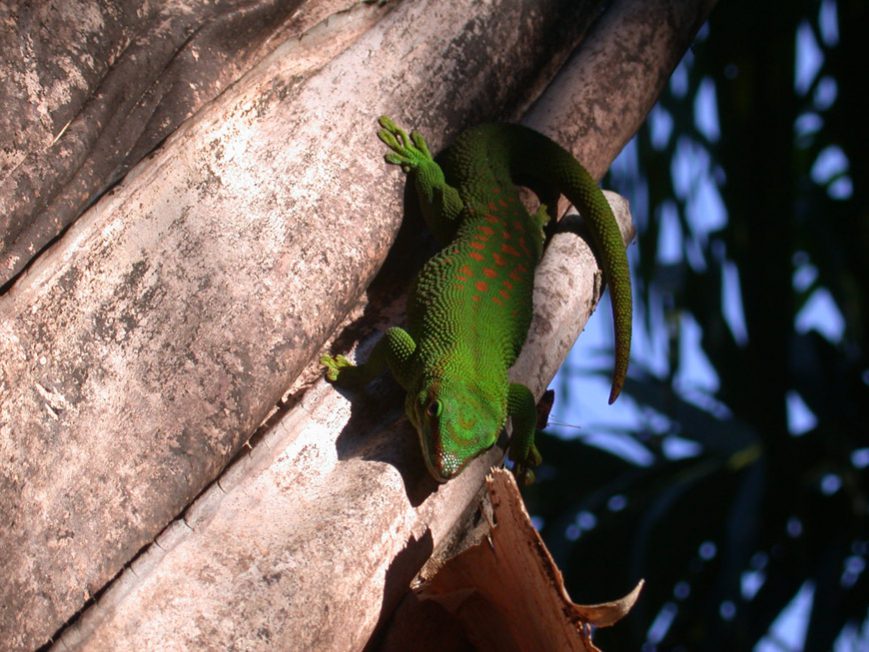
[
  {"xmin": 420, "ymin": 430, "xmax": 499, "ymax": 482},
  {"xmin": 419, "ymin": 434, "xmax": 464, "ymax": 482},
  {"xmin": 434, "ymin": 452, "xmax": 463, "ymax": 481}
]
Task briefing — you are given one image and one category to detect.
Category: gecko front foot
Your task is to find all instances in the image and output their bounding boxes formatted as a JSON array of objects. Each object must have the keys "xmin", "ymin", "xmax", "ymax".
[
  {"xmin": 377, "ymin": 115, "xmax": 435, "ymax": 173},
  {"xmin": 511, "ymin": 442, "xmax": 543, "ymax": 486}
]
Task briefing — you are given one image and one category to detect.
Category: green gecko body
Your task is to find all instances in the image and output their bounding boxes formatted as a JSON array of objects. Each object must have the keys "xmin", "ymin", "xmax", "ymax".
[{"xmin": 322, "ymin": 116, "xmax": 631, "ymax": 482}]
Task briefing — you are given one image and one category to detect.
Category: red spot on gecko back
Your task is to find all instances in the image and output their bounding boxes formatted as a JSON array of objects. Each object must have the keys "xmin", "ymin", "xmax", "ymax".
[
  {"xmin": 483, "ymin": 268, "xmax": 497, "ymax": 278},
  {"xmin": 501, "ymin": 243, "xmax": 521, "ymax": 257},
  {"xmin": 478, "ymin": 225, "xmax": 495, "ymax": 236},
  {"xmin": 470, "ymin": 251, "xmax": 484, "ymax": 261},
  {"xmin": 499, "ymin": 289, "xmax": 510, "ymax": 300},
  {"xmin": 485, "ymin": 214, "xmax": 499, "ymax": 223},
  {"xmin": 475, "ymin": 280, "xmax": 488, "ymax": 292},
  {"xmin": 470, "ymin": 241, "xmax": 484, "ymax": 250},
  {"xmin": 510, "ymin": 263, "xmax": 528, "ymax": 281},
  {"xmin": 461, "ymin": 265, "xmax": 473, "ymax": 276},
  {"xmin": 492, "ymin": 252, "xmax": 506, "ymax": 266}
]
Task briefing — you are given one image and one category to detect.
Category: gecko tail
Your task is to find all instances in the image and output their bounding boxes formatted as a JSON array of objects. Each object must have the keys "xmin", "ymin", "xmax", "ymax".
[{"xmin": 495, "ymin": 124, "xmax": 633, "ymax": 403}]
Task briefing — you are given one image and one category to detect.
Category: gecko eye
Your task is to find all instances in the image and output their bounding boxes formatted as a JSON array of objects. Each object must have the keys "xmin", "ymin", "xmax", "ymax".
[{"xmin": 426, "ymin": 400, "xmax": 442, "ymax": 418}]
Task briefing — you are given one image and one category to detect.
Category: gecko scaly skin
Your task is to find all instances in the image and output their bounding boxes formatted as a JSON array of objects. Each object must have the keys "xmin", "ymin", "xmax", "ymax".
[{"xmin": 322, "ymin": 116, "xmax": 631, "ymax": 483}]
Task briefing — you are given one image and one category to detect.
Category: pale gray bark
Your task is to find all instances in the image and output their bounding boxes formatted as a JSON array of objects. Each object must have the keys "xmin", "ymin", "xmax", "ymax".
[
  {"xmin": 0, "ymin": 0, "xmax": 606, "ymax": 648},
  {"xmin": 52, "ymin": 194, "xmax": 633, "ymax": 650},
  {"xmin": 0, "ymin": 0, "xmax": 362, "ymax": 287},
  {"xmin": 0, "ymin": 0, "xmax": 716, "ymax": 648}
]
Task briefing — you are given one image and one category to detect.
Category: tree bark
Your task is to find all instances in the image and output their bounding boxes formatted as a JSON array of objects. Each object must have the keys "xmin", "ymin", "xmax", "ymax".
[
  {"xmin": 0, "ymin": 0, "xmax": 358, "ymax": 287},
  {"xmin": 0, "ymin": 0, "xmax": 715, "ymax": 648},
  {"xmin": 1, "ymin": 0, "xmax": 606, "ymax": 648},
  {"xmin": 48, "ymin": 193, "xmax": 634, "ymax": 651}
]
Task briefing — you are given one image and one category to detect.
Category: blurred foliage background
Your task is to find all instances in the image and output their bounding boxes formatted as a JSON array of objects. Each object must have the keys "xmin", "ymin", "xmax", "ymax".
[{"xmin": 527, "ymin": 1, "xmax": 868, "ymax": 649}]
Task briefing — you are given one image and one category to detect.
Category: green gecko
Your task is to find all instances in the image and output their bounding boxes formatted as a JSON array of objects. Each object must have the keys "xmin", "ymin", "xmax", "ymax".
[{"xmin": 322, "ymin": 116, "xmax": 631, "ymax": 483}]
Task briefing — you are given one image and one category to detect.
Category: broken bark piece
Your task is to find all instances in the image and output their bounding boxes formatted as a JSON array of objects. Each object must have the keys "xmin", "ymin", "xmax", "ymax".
[{"xmin": 419, "ymin": 468, "xmax": 643, "ymax": 652}]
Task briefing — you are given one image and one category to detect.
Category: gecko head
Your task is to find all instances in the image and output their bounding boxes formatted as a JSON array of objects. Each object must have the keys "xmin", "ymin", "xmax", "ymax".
[{"xmin": 406, "ymin": 378, "xmax": 506, "ymax": 482}]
